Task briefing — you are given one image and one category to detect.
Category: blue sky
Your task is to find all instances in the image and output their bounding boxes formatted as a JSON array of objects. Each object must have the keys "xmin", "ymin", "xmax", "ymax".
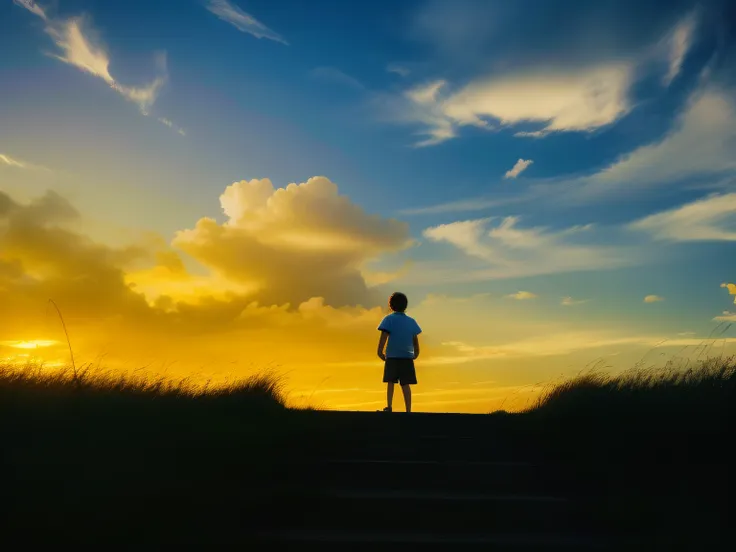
[{"xmin": 2, "ymin": 0, "xmax": 736, "ymax": 410}]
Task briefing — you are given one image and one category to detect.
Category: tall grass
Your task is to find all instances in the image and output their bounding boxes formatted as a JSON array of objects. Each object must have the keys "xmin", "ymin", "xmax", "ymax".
[
  {"xmin": 0, "ymin": 361, "xmax": 287, "ymax": 408},
  {"xmin": 530, "ymin": 355, "xmax": 736, "ymax": 421},
  {"xmin": 524, "ymin": 356, "xmax": 735, "ymax": 547},
  {"xmin": 0, "ymin": 361, "xmax": 307, "ymax": 545}
]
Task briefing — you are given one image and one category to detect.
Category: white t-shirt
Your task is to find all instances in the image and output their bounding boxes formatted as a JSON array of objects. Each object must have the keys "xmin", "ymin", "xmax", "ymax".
[{"xmin": 377, "ymin": 312, "xmax": 422, "ymax": 359}]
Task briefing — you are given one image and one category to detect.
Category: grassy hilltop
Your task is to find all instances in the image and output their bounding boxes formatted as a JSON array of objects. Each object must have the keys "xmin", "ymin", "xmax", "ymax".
[{"xmin": 2, "ymin": 356, "xmax": 734, "ymax": 546}]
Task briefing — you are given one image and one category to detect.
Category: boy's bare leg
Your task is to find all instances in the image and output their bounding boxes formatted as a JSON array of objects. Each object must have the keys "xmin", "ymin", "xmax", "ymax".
[
  {"xmin": 401, "ymin": 384, "xmax": 412, "ymax": 413},
  {"xmin": 386, "ymin": 382, "xmax": 395, "ymax": 410}
]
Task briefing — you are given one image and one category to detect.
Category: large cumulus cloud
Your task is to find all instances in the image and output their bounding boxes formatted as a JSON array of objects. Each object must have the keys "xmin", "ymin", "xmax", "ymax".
[
  {"xmin": 0, "ymin": 190, "xmax": 151, "ymax": 337},
  {"xmin": 173, "ymin": 177, "xmax": 412, "ymax": 307},
  {"xmin": 0, "ymin": 177, "xmax": 412, "ymax": 367}
]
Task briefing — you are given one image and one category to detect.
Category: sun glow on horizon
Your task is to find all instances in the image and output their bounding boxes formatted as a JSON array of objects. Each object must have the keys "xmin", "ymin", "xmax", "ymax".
[{"xmin": 2, "ymin": 340, "xmax": 60, "ymax": 349}]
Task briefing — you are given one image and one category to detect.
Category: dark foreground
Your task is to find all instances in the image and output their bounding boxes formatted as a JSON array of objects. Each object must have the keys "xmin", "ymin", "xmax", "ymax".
[{"xmin": 2, "ymin": 359, "xmax": 734, "ymax": 550}]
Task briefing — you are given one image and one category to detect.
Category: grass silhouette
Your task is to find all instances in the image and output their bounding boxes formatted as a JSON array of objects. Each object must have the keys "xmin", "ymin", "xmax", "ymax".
[
  {"xmin": 2, "ymin": 356, "xmax": 733, "ymax": 546},
  {"xmin": 525, "ymin": 356, "xmax": 735, "ymax": 549},
  {"xmin": 1, "ymin": 362, "xmax": 288, "ymax": 408},
  {"xmin": 532, "ymin": 354, "xmax": 735, "ymax": 418},
  {"xmin": 1, "ymin": 361, "xmax": 306, "ymax": 546}
]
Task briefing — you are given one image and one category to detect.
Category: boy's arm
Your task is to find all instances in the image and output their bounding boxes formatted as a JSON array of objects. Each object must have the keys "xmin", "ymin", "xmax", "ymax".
[
  {"xmin": 413, "ymin": 334, "xmax": 420, "ymax": 360},
  {"xmin": 377, "ymin": 331, "xmax": 389, "ymax": 361}
]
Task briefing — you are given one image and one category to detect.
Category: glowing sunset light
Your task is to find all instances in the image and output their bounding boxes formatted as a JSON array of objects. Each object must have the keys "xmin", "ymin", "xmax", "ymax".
[
  {"xmin": 2, "ymin": 0, "xmax": 735, "ymax": 412},
  {"xmin": 2, "ymin": 340, "xmax": 59, "ymax": 349}
]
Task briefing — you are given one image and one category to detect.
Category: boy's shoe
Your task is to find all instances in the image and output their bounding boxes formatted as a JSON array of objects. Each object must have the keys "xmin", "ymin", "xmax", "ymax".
[{"xmin": 379, "ymin": 407, "xmax": 392, "ymax": 412}]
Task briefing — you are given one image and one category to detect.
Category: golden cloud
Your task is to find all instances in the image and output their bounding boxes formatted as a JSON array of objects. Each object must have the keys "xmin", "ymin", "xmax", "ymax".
[
  {"xmin": 0, "ymin": 190, "xmax": 151, "ymax": 337},
  {"xmin": 0, "ymin": 181, "xmax": 410, "ymax": 381},
  {"xmin": 721, "ymin": 282, "xmax": 736, "ymax": 304},
  {"xmin": 173, "ymin": 177, "xmax": 412, "ymax": 306}
]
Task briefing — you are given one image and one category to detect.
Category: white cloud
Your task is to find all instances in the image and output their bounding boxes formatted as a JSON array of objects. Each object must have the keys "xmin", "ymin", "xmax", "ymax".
[
  {"xmin": 0, "ymin": 154, "xmax": 27, "ymax": 169},
  {"xmin": 406, "ymin": 80, "xmax": 447, "ymax": 105},
  {"xmin": 582, "ymin": 89, "xmax": 736, "ymax": 196},
  {"xmin": 433, "ymin": 332, "xmax": 659, "ymax": 363},
  {"xmin": 447, "ymin": 65, "xmax": 632, "ymax": 131},
  {"xmin": 561, "ymin": 296, "xmax": 588, "ymax": 306},
  {"xmin": 0, "ymin": 153, "xmax": 49, "ymax": 171},
  {"xmin": 45, "ymin": 18, "xmax": 167, "ymax": 115},
  {"xmin": 396, "ymin": 84, "xmax": 736, "ymax": 214},
  {"xmin": 399, "ymin": 196, "xmax": 517, "ymax": 216},
  {"xmin": 206, "ymin": 0, "xmax": 287, "ymax": 45},
  {"xmin": 16, "ymin": 4, "xmax": 172, "ymax": 122},
  {"xmin": 663, "ymin": 13, "xmax": 697, "ymax": 86},
  {"xmin": 310, "ymin": 67, "xmax": 364, "ymax": 90},
  {"xmin": 630, "ymin": 193, "xmax": 736, "ymax": 242},
  {"xmin": 713, "ymin": 311, "xmax": 736, "ymax": 322},
  {"xmin": 644, "ymin": 295, "xmax": 665, "ymax": 303},
  {"xmin": 421, "ymin": 292, "xmax": 491, "ymax": 305},
  {"xmin": 429, "ymin": 331, "xmax": 736, "ymax": 365},
  {"xmin": 514, "ymin": 130, "xmax": 547, "ymax": 138},
  {"xmin": 387, "ymin": 63, "xmax": 410, "ymax": 77},
  {"xmin": 504, "ymin": 158, "xmax": 533, "ymax": 179},
  {"xmin": 401, "ymin": 64, "xmax": 633, "ymax": 146},
  {"xmin": 421, "ymin": 216, "xmax": 627, "ymax": 281},
  {"xmin": 373, "ymin": 80, "xmax": 457, "ymax": 147},
  {"xmin": 662, "ymin": 337, "xmax": 736, "ymax": 347},
  {"xmin": 13, "ymin": 0, "xmax": 47, "ymax": 20},
  {"xmin": 157, "ymin": 117, "xmax": 187, "ymax": 136},
  {"xmin": 423, "ymin": 218, "xmax": 496, "ymax": 260},
  {"xmin": 506, "ymin": 291, "xmax": 537, "ymax": 300},
  {"xmin": 404, "ymin": 80, "xmax": 459, "ymax": 147}
]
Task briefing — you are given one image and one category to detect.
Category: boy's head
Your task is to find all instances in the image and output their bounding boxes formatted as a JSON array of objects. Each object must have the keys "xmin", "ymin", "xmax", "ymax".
[{"xmin": 388, "ymin": 292, "xmax": 408, "ymax": 313}]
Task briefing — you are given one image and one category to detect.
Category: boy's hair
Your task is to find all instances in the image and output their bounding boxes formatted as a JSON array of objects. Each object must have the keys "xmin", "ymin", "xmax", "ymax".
[{"xmin": 389, "ymin": 292, "xmax": 408, "ymax": 312}]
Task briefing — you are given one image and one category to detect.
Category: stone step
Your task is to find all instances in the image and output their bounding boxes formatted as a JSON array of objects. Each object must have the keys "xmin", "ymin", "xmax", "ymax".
[
  {"xmin": 318, "ymin": 436, "xmax": 536, "ymax": 462},
  {"xmin": 253, "ymin": 529, "xmax": 612, "ymax": 551},
  {"xmin": 298, "ymin": 411, "xmax": 535, "ymax": 439},
  {"xmin": 289, "ymin": 459, "xmax": 555, "ymax": 494},
  {"xmin": 277, "ymin": 488, "xmax": 573, "ymax": 533}
]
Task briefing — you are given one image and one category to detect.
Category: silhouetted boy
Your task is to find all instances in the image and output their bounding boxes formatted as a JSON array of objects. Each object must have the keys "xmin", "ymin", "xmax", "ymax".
[{"xmin": 377, "ymin": 292, "xmax": 422, "ymax": 413}]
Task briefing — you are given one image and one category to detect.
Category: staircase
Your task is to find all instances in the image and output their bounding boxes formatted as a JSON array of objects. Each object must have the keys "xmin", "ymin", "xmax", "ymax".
[{"xmin": 253, "ymin": 411, "xmax": 614, "ymax": 550}]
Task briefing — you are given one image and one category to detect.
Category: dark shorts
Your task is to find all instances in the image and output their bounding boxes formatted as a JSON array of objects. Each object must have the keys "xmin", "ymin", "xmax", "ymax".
[{"xmin": 383, "ymin": 358, "xmax": 417, "ymax": 385}]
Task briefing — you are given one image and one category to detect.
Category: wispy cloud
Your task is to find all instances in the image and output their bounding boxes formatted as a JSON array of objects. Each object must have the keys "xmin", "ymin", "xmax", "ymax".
[
  {"xmin": 644, "ymin": 295, "xmax": 665, "ymax": 303},
  {"xmin": 0, "ymin": 154, "xmax": 27, "ymax": 169},
  {"xmin": 663, "ymin": 12, "xmax": 697, "ymax": 86},
  {"xmin": 579, "ymin": 89, "xmax": 736, "ymax": 199},
  {"xmin": 419, "ymin": 292, "xmax": 492, "ymax": 308},
  {"xmin": 427, "ymin": 332, "xmax": 736, "ymax": 367},
  {"xmin": 387, "ymin": 7, "xmax": 716, "ymax": 148},
  {"xmin": 206, "ymin": 0, "xmax": 288, "ymax": 45},
  {"xmin": 504, "ymin": 158, "xmax": 533, "ymax": 179},
  {"xmin": 387, "ymin": 63, "xmax": 410, "ymax": 77},
  {"xmin": 561, "ymin": 296, "xmax": 589, "ymax": 306},
  {"xmin": 14, "ymin": 1, "xmax": 177, "ymax": 129},
  {"xmin": 713, "ymin": 311, "xmax": 736, "ymax": 322},
  {"xmin": 310, "ymin": 67, "xmax": 364, "ymax": 90},
  {"xmin": 157, "ymin": 117, "xmax": 187, "ymax": 136},
  {"xmin": 506, "ymin": 291, "xmax": 537, "ymax": 300},
  {"xmin": 420, "ymin": 216, "xmax": 628, "ymax": 281},
  {"xmin": 630, "ymin": 193, "xmax": 736, "ymax": 242},
  {"xmin": 13, "ymin": 0, "xmax": 46, "ymax": 20},
  {"xmin": 395, "ymin": 64, "xmax": 632, "ymax": 146},
  {"xmin": 0, "ymin": 153, "xmax": 49, "ymax": 171},
  {"xmin": 414, "ymin": 83, "xmax": 736, "ymax": 216},
  {"xmin": 399, "ymin": 196, "xmax": 521, "ymax": 216},
  {"xmin": 433, "ymin": 332, "xmax": 662, "ymax": 363},
  {"xmin": 45, "ymin": 18, "xmax": 167, "ymax": 115}
]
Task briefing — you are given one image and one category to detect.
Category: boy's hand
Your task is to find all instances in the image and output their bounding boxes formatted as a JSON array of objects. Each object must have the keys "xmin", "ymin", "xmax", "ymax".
[{"xmin": 378, "ymin": 352, "xmax": 386, "ymax": 361}]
